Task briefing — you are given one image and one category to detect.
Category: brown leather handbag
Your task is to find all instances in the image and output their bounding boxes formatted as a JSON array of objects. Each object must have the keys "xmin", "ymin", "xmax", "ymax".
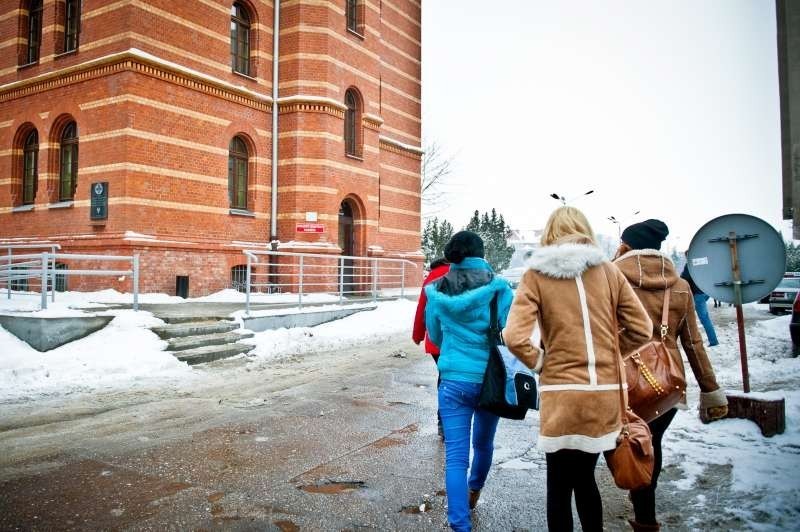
[
  {"xmin": 623, "ymin": 288, "xmax": 686, "ymax": 422},
  {"xmin": 604, "ymin": 352, "xmax": 655, "ymax": 491},
  {"xmin": 603, "ymin": 264, "xmax": 655, "ymax": 490}
]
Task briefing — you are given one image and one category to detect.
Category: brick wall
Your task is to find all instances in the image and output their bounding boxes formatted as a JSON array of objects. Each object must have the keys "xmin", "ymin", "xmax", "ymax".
[{"xmin": 0, "ymin": 0, "xmax": 423, "ymax": 295}]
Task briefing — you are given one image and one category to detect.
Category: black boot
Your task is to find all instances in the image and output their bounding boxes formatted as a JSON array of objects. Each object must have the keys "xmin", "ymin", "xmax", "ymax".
[{"xmin": 628, "ymin": 519, "xmax": 660, "ymax": 531}]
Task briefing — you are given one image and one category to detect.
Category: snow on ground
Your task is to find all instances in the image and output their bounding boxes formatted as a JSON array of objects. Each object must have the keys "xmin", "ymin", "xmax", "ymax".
[
  {"xmin": 240, "ymin": 299, "xmax": 417, "ymax": 362},
  {"xmin": 229, "ymin": 302, "xmax": 378, "ymax": 321},
  {"xmin": 0, "ymin": 294, "xmax": 418, "ymax": 404},
  {"xmin": 662, "ymin": 304, "xmax": 800, "ymax": 530},
  {"xmin": 0, "ymin": 310, "xmax": 197, "ymax": 404},
  {"xmin": 0, "ymin": 287, "xmax": 396, "ymax": 312}
]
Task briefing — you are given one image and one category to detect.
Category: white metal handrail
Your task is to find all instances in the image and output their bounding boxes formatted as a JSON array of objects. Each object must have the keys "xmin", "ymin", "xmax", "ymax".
[
  {"xmin": 0, "ymin": 250, "xmax": 139, "ymax": 311},
  {"xmin": 242, "ymin": 249, "xmax": 419, "ymax": 315},
  {"xmin": 2, "ymin": 243, "xmax": 60, "ymax": 303}
]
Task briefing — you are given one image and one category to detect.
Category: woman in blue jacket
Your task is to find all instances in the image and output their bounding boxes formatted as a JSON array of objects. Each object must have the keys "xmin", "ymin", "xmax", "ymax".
[{"xmin": 425, "ymin": 231, "xmax": 514, "ymax": 532}]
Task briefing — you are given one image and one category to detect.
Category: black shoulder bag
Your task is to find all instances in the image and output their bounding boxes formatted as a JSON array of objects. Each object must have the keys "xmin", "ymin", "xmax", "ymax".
[{"xmin": 477, "ymin": 294, "xmax": 539, "ymax": 419}]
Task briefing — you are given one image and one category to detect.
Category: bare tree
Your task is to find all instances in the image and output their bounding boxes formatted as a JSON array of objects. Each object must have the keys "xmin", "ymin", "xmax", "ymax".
[{"xmin": 421, "ymin": 141, "xmax": 455, "ymax": 213}]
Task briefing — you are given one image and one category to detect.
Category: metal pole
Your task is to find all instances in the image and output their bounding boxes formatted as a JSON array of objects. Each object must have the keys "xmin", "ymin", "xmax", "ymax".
[
  {"xmin": 50, "ymin": 246, "xmax": 56, "ymax": 303},
  {"xmin": 339, "ymin": 256, "xmax": 344, "ymax": 304},
  {"xmin": 298, "ymin": 255, "xmax": 304, "ymax": 308},
  {"xmin": 269, "ymin": 0, "xmax": 280, "ymax": 241},
  {"xmin": 246, "ymin": 254, "xmax": 252, "ymax": 316},
  {"xmin": 401, "ymin": 262, "xmax": 405, "ymax": 298},
  {"xmin": 728, "ymin": 231, "xmax": 750, "ymax": 393},
  {"xmin": 40, "ymin": 252, "xmax": 48, "ymax": 310},
  {"xmin": 132, "ymin": 254, "xmax": 139, "ymax": 311},
  {"xmin": 372, "ymin": 258, "xmax": 377, "ymax": 302},
  {"xmin": 6, "ymin": 248, "xmax": 11, "ymax": 299}
]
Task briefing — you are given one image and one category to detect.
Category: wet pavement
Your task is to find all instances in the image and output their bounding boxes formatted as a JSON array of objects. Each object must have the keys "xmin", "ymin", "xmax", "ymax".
[{"xmin": 0, "ymin": 331, "xmax": 752, "ymax": 531}]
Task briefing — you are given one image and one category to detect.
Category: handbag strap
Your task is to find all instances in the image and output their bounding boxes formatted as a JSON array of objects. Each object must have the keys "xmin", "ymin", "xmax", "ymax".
[
  {"xmin": 658, "ymin": 286, "xmax": 671, "ymax": 340},
  {"xmin": 487, "ymin": 293, "xmax": 500, "ymax": 347},
  {"xmin": 602, "ymin": 263, "xmax": 629, "ymax": 425}
]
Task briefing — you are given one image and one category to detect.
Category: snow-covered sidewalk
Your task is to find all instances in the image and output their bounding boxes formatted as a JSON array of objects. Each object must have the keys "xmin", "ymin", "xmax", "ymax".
[
  {"xmin": 0, "ymin": 289, "xmax": 418, "ymax": 404},
  {"xmin": 661, "ymin": 305, "xmax": 799, "ymax": 530}
]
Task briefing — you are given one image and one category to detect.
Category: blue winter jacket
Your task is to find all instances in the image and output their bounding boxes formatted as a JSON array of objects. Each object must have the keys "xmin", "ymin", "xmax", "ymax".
[{"xmin": 424, "ymin": 257, "xmax": 514, "ymax": 383}]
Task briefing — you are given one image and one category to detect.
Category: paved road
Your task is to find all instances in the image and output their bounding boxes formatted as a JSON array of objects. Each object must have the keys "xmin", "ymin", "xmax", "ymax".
[{"xmin": 1, "ymin": 331, "xmax": 750, "ymax": 531}]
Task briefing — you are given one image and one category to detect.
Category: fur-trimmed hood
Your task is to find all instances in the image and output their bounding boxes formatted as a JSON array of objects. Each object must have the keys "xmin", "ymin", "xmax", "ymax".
[
  {"xmin": 526, "ymin": 243, "xmax": 607, "ymax": 279},
  {"xmin": 613, "ymin": 249, "xmax": 679, "ymax": 291},
  {"xmin": 425, "ymin": 276, "xmax": 510, "ymax": 314}
]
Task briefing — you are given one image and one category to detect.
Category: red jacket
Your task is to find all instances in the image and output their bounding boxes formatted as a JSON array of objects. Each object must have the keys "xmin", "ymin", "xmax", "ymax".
[{"xmin": 412, "ymin": 263, "xmax": 450, "ymax": 355}]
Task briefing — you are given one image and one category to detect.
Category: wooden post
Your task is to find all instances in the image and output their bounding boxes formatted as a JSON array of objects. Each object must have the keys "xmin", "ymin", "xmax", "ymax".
[{"xmin": 727, "ymin": 231, "xmax": 750, "ymax": 393}]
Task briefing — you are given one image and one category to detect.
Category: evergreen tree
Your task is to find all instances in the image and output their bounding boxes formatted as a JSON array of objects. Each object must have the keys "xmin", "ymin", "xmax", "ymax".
[
  {"xmin": 786, "ymin": 241, "xmax": 800, "ymax": 272},
  {"xmin": 421, "ymin": 217, "xmax": 454, "ymax": 266},
  {"xmin": 462, "ymin": 208, "xmax": 515, "ymax": 272}
]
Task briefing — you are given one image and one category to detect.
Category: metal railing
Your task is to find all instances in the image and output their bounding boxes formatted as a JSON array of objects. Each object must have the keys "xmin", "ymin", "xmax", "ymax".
[
  {"xmin": 0, "ymin": 250, "xmax": 140, "ymax": 311},
  {"xmin": 2, "ymin": 243, "xmax": 61, "ymax": 303},
  {"xmin": 242, "ymin": 250, "xmax": 419, "ymax": 315}
]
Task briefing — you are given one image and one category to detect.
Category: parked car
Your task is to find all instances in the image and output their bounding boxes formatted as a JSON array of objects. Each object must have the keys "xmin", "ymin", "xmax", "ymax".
[
  {"xmin": 791, "ymin": 292, "xmax": 800, "ymax": 356},
  {"xmin": 769, "ymin": 276, "xmax": 800, "ymax": 314}
]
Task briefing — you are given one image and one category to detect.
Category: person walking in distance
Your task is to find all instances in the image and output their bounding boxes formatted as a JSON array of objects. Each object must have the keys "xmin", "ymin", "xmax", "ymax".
[
  {"xmin": 614, "ymin": 220, "xmax": 728, "ymax": 531},
  {"xmin": 503, "ymin": 207, "xmax": 653, "ymax": 532},
  {"xmin": 680, "ymin": 257, "xmax": 719, "ymax": 346},
  {"xmin": 424, "ymin": 232, "xmax": 514, "ymax": 532},
  {"xmin": 412, "ymin": 257, "xmax": 450, "ymax": 437}
]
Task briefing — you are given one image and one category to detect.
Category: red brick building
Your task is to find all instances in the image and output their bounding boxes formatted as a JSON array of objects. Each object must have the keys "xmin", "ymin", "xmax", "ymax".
[{"xmin": 0, "ymin": 0, "xmax": 422, "ymax": 295}]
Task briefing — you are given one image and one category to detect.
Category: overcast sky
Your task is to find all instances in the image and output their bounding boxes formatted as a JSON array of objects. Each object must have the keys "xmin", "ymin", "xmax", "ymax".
[{"xmin": 421, "ymin": 0, "xmax": 783, "ymax": 250}]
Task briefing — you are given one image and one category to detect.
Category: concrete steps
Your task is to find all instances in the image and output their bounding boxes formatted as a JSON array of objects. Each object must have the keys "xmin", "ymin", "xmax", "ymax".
[
  {"xmin": 151, "ymin": 321, "xmax": 239, "ymax": 339},
  {"xmin": 150, "ymin": 318, "xmax": 254, "ymax": 366},
  {"xmin": 173, "ymin": 343, "xmax": 255, "ymax": 365},
  {"xmin": 166, "ymin": 331, "xmax": 254, "ymax": 351}
]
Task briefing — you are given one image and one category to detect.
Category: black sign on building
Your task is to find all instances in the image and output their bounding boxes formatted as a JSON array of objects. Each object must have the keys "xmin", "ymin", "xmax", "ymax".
[{"xmin": 90, "ymin": 181, "xmax": 108, "ymax": 220}]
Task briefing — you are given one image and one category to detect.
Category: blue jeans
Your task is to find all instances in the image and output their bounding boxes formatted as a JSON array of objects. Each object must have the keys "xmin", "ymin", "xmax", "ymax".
[
  {"xmin": 438, "ymin": 379, "xmax": 500, "ymax": 532},
  {"xmin": 693, "ymin": 293, "xmax": 719, "ymax": 346}
]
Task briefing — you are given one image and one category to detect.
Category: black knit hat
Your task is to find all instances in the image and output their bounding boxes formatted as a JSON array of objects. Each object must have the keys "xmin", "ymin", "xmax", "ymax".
[
  {"xmin": 444, "ymin": 231, "xmax": 485, "ymax": 264},
  {"xmin": 621, "ymin": 219, "xmax": 669, "ymax": 250}
]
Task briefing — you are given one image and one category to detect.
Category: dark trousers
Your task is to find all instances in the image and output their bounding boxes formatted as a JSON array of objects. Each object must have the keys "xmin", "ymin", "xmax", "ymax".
[
  {"xmin": 546, "ymin": 449, "xmax": 602, "ymax": 532},
  {"xmin": 431, "ymin": 354, "xmax": 442, "ymax": 426},
  {"xmin": 631, "ymin": 408, "xmax": 678, "ymax": 524}
]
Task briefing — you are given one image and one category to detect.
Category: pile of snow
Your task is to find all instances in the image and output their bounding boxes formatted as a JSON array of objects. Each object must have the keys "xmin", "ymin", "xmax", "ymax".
[
  {"xmin": 0, "ymin": 310, "xmax": 196, "ymax": 403},
  {"xmin": 229, "ymin": 302, "xmax": 377, "ymax": 321},
  {"xmin": 0, "ymin": 298, "xmax": 418, "ymax": 404},
  {"xmin": 242, "ymin": 299, "xmax": 416, "ymax": 361},
  {"xmin": 0, "ymin": 287, "xmax": 406, "ymax": 307},
  {"xmin": 0, "ymin": 289, "xmax": 183, "ymax": 312},
  {"xmin": 193, "ymin": 289, "xmax": 340, "ymax": 304}
]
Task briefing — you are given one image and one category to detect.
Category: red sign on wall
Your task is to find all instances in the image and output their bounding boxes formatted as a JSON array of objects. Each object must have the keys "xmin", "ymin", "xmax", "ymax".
[{"xmin": 296, "ymin": 223, "xmax": 325, "ymax": 233}]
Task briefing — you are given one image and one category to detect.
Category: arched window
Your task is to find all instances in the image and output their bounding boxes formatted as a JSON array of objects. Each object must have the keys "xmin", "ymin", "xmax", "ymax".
[
  {"xmin": 63, "ymin": 0, "xmax": 81, "ymax": 52},
  {"xmin": 59, "ymin": 122, "xmax": 78, "ymax": 201},
  {"xmin": 230, "ymin": 2, "xmax": 251, "ymax": 75},
  {"xmin": 22, "ymin": 130, "xmax": 38, "ymax": 205},
  {"xmin": 344, "ymin": 89, "xmax": 361, "ymax": 157},
  {"xmin": 24, "ymin": 0, "xmax": 43, "ymax": 64},
  {"xmin": 228, "ymin": 136, "xmax": 248, "ymax": 210}
]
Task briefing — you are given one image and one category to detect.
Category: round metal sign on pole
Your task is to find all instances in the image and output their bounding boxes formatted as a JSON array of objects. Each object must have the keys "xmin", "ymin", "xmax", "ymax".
[
  {"xmin": 687, "ymin": 214, "xmax": 785, "ymax": 305},
  {"xmin": 686, "ymin": 214, "xmax": 787, "ymax": 436},
  {"xmin": 687, "ymin": 214, "xmax": 785, "ymax": 394}
]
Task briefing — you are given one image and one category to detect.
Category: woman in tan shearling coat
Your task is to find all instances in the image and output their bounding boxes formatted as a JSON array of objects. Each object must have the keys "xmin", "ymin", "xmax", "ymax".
[
  {"xmin": 504, "ymin": 207, "xmax": 653, "ymax": 532},
  {"xmin": 614, "ymin": 219, "xmax": 728, "ymax": 532}
]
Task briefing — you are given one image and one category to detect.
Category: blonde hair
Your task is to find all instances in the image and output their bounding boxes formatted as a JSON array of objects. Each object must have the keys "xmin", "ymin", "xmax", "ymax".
[{"xmin": 541, "ymin": 206, "xmax": 597, "ymax": 246}]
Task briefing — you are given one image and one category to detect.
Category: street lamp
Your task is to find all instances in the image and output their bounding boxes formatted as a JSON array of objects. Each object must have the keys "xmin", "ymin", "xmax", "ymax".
[
  {"xmin": 550, "ymin": 190, "xmax": 594, "ymax": 205},
  {"xmin": 608, "ymin": 211, "xmax": 640, "ymax": 237}
]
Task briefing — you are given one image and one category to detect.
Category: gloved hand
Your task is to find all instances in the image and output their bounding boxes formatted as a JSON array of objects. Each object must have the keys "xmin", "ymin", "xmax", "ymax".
[{"xmin": 699, "ymin": 388, "xmax": 728, "ymax": 423}]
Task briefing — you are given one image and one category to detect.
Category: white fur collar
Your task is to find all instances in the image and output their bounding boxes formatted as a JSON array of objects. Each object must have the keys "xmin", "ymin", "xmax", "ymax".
[
  {"xmin": 614, "ymin": 248, "xmax": 673, "ymax": 264},
  {"xmin": 526, "ymin": 243, "xmax": 607, "ymax": 279}
]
